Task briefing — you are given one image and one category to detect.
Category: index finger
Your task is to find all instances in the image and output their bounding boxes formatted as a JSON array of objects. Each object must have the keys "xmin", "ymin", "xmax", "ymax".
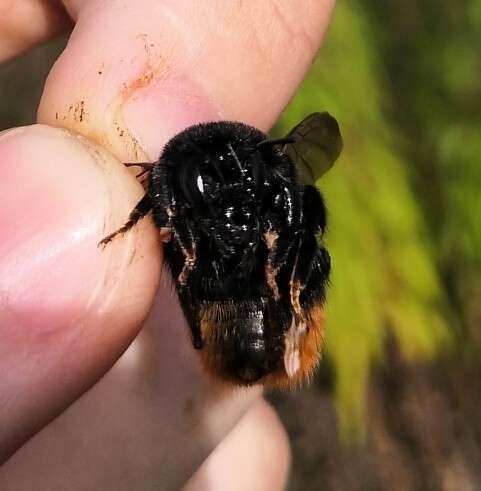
[{"xmin": 39, "ymin": 0, "xmax": 334, "ymax": 158}]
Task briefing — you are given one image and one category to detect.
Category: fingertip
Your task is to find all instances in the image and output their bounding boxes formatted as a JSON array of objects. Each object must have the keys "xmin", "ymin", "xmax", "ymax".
[
  {"xmin": 38, "ymin": 1, "xmax": 337, "ymax": 162},
  {"xmin": 184, "ymin": 399, "xmax": 291, "ymax": 491}
]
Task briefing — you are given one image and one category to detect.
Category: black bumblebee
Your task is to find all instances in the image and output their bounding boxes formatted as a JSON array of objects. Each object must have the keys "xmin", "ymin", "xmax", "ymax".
[{"xmin": 101, "ymin": 113, "xmax": 342, "ymax": 387}]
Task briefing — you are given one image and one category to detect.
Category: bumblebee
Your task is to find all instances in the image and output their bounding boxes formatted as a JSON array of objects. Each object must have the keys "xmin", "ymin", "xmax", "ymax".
[{"xmin": 101, "ymin": 113, "xmax": 342, "ymax": 387}]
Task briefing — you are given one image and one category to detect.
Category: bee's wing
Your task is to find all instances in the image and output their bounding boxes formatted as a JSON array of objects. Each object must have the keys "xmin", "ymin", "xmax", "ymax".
[{"xmin": 282, "ymin": 112, "xmax": 343, "ymax": 185}]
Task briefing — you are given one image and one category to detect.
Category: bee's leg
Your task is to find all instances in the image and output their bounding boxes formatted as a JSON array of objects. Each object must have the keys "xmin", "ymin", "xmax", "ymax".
[
  {"xmin": 136, "ymin": 168, "xmax": 150, "ymax": 181},
  {"xmin": 124, "ymin": 161, "xmax": 155, "ymax": 169},
  {"xmin": 263, "ymin": 183, "xmax": 301, "ymax": 299},
  {"xmin": 301, "ymin": 185, "xmax": 327, "ymax": 233},
  {"xmin": 264, "ymin": 230, "xmax": 294, "ymax": 300},
  {"xmin": 171, "ymin": 217, "xmax": 198, "ymax": 286},
  {"xmin": 152, "ymin": 162, "xmax": 198, "ymax": 283},
  {"xmin": 290, "ymin": 184, "xmax": 329, "ymax": 291},
  {"xmin": 155, "ymin": 163, "xmax": 203, "ymax": 345},
  {"xmin": 289, "ymin": 184, "xmax": 330, "ymax": 314},
  {"xmin": 284, "ymin": 187, "xmax": 329, "ymax": 376},
  {"xmin": 264, "ymin": 229, "xmax": 280, "ymax": 299},
  {"xmin": 290, "ymin": 234, "xmax": 318, "ymax": 299},
  {"xmin": 283, "ymin": 236, "xmax": 309, "ymax": 378},
  {"xmin": 283, "ymin": 241, "xmax": 329, "ymax": 380},
  {"xmin": 123, "ymin": 161, "xmax": 155, "ymax": 180},
  {"xmin": 99, "ymin": 194, "xmax": 152, "ymax": 247}
]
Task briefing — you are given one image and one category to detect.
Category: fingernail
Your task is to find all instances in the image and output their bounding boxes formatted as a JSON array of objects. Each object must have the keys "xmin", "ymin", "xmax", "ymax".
[{"xmin": 122, "ymin": 76, "xmax": 221, "ymax": 160}]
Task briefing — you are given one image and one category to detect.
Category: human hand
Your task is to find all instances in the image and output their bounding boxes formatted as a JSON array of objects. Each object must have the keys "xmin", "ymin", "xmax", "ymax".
[{"xmin": 0, "ymin": 1, "xmax": 335, "ymax": 489}]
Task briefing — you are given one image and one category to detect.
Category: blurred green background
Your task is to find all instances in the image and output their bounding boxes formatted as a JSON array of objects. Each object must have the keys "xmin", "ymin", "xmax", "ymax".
[
  {"xmin": 272, "ymin": 1, "xmax": 481, "ymax": 489},
  {"xmin": 1, "ymin": 1, "xmax": 480, "ymax": 489}
]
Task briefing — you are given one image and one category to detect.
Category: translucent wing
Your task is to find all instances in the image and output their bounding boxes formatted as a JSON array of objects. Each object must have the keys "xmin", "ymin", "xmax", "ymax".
[{"xmin": 282, "ymin": 112, "xmax": 343, "ymax": 185}]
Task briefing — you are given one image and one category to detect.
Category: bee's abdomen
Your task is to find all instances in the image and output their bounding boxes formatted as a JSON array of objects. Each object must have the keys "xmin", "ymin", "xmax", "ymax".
[
  {"xmin": 199, "ymin": 300, "xmax": 284, "ymax": 385},
  {"xmin": 235, "ymin": 313, "xmax": 268, "ymax": 383}
]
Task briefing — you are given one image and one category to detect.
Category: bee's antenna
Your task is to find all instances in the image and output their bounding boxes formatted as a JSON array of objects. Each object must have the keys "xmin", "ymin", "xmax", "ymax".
[{"xmin": 124, "ymin": 162, "xmax": 155, "ymax": 169}]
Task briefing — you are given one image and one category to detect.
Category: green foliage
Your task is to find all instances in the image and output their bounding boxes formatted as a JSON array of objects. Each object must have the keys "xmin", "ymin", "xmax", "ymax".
[
  {"xmin": 363, "ymin": 0, "xmax": 481, "ymax": 343},
  {"xmin": 276, "ymin": 1, "xmax": 464, "ymax": 435}
]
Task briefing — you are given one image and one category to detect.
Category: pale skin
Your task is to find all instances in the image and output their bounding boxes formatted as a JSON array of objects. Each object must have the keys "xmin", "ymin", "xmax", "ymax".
[{"xmin": 0, "ymin": 1, "xmax": 335, "ymax": 489}]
